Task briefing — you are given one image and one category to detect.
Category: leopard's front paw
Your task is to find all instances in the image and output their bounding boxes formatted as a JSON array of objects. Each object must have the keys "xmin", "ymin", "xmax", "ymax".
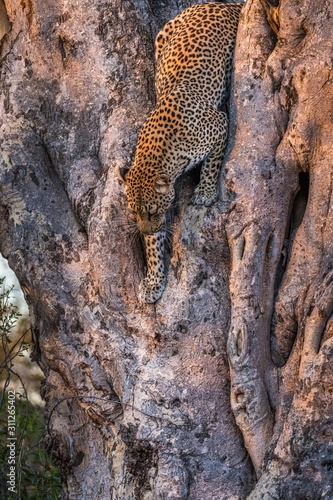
[
  {"xmin": 139, "ymin": 274, "xmax": 166, "ymax": 303},
  {"xmin": 192, "ymin": 186, "xmax": 217, "ymax": 206}
]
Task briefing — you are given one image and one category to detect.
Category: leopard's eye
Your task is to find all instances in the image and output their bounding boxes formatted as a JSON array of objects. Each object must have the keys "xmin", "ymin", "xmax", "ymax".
[{"xmin": 149, "ymin": 204, "xmax": 158, "ymax": 215}]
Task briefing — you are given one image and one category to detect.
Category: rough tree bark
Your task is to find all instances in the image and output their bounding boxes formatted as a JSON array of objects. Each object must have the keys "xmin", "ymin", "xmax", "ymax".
[
  {"xmin": 226, "ymin": 2, "xmax": 333, "ymax": 496},
  {"xmin": 0, "ymin": 0, "xmax": 332, "ymax": 499}
]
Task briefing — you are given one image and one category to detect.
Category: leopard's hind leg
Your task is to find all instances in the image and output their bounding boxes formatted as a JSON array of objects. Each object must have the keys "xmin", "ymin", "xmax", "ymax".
[{"xmin": 192, "ymin": 110, "xmax": 228, "ymax": 206}]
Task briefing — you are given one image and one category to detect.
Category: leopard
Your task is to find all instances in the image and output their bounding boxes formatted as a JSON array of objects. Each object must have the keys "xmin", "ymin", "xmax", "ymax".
[{"xmin": 120, "ymin": 2, "xmax": 243, "ymax": 303}]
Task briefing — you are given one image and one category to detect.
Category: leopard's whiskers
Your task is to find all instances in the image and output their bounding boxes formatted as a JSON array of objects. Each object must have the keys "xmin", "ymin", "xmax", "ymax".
[
  {"xmin": 129, "ymin": 227, "xmax": 141, "ymax": 248},
  {"xmin": 161, "ymin": 226, "xmax": 173, "ymax": 248}
]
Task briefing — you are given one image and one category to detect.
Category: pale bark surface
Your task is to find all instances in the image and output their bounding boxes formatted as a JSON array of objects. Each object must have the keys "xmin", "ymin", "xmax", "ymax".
[
  {"xmin": 0, "ymin": 0, "xmax": 332, "ymax": 499},
  {"xmin": 225, "ymin": 0, "xmax": 333, "ymax": 495}
]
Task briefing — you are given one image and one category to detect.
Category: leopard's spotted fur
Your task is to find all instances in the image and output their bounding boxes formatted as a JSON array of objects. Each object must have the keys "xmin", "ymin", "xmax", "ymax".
[{"xmin": 121, "ymin": 2, "xmax": 242, "ymax": 303}]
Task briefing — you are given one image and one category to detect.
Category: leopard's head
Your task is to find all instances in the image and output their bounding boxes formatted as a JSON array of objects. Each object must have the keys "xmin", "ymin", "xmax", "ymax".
[{"xmin": 119, "ymin": 165, "xmax": 175, "ymax": 235}]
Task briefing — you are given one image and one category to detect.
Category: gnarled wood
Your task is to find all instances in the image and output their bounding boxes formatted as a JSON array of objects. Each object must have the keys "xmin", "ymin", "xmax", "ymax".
[{"xmin": 225, "ymin": 0, "xmax": 333, "ymax": 491}]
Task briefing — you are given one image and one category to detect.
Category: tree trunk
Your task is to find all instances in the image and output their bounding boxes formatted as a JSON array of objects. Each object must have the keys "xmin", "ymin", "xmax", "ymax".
[{"xmin": 0, "ymin": 0, "xmax": 332, "ymax": 498}]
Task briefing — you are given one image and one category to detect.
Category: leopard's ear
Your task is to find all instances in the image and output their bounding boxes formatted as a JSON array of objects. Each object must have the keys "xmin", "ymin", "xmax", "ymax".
[
  {"xmin": 154, "ymin": 173, "xmax": 171, "ymax": 193},
  {"xmin": 118, "ymin": 167, "xmax": 130, "ymax": 184}
]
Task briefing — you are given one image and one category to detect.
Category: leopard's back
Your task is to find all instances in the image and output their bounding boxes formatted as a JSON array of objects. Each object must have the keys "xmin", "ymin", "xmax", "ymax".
[{"xmin": 155, "ymin": 3, "xmax": 243, "ymax": 107}]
